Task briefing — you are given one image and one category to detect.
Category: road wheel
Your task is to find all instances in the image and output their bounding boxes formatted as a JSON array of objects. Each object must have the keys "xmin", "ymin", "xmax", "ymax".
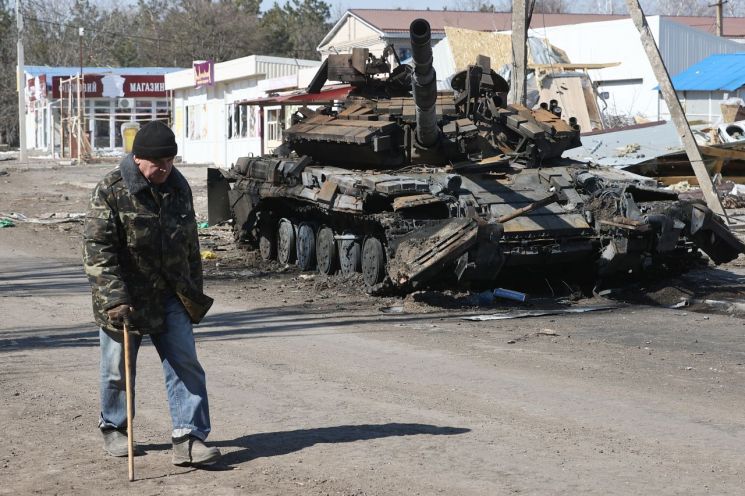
[
  {"xmin": 277, "ymin": 218, "xmax": 296, "ymax": 264},
  {"xmin": 258, "ymin": 216, "xmax": 276, "ymax": 261},
  {"xmin": 362, "ymin": 236, "xmax": 385, "ymax": 287},
  {"xmin": 316, "ymin": 226, "xmax": 338, "ymax": 275},
  {"xmin": 296, "ymin": 222, "xmax": 316, "ymax": 271},
  {"xmin": 339, "ymin": 234, "xmax": 361, "ymax": 275}
]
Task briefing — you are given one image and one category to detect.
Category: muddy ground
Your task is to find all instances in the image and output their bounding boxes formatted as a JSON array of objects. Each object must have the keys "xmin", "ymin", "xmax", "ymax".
[{"xmin": 2, "ymin": 155, "xmax": 745, "ymax": 495}]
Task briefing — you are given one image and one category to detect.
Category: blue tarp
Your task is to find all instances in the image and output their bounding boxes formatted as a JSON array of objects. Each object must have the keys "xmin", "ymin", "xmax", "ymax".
[{"xmin": 670, "ymin": 53, "xmax": 745, "ymax": 91}]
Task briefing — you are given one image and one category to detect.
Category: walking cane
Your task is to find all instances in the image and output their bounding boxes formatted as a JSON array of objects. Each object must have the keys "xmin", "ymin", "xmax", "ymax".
[{"xmin": 123, "ymin": 323, "xmax": 135, "ymax": 482}]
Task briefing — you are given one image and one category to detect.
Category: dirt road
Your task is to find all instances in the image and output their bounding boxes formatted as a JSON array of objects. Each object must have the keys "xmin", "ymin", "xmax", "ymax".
[{"xmin": 2, "ymin": 157, "xmax": 745, "ymax": 495}]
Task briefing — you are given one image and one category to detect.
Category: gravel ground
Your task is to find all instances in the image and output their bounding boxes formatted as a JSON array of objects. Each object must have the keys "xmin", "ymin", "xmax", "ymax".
[{"xmin": 2, "ymin": 156, "xmax": 745, "ymax": 495}]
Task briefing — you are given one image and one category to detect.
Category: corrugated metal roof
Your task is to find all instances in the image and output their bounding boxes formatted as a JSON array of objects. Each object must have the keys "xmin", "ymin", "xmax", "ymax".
[{"xmin": 670, "ymin": 53, "xmax": 745, "ymax": 91}]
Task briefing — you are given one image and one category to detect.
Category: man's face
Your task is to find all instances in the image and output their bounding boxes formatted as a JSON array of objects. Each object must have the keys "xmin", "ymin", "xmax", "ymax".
[{"xmin": 134, "ymin": 156, "xmax": 175, "ymax": 185}]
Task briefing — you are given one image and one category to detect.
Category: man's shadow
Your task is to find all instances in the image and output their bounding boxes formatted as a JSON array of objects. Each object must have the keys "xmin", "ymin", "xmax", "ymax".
[{"xmin": 142, "ymin": 423, "xmax": 469, "ymax": 468}]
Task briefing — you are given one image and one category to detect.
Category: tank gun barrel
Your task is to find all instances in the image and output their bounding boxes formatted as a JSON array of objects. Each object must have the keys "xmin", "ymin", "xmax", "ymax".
[{"xmin": 410, "ymin": 18, "xmax": 439, "ymax": 148}]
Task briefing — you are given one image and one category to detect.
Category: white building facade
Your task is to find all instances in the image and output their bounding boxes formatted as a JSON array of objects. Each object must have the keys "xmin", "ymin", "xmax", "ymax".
[{"xmin": 165, "ymin": 55, "xmax": 320, "ymax": 167}]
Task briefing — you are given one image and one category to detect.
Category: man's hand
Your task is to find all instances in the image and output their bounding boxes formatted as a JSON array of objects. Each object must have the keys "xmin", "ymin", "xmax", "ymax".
[{"xmin": 107, "ymin": 304, "xmax": 132, "ymax": 328}]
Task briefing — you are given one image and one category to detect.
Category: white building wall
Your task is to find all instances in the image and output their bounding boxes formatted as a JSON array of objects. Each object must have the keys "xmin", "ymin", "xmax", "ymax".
[
  {"xmin": 679, "ymin": 89, "xmax": 745, "ymax": 123},
  {"xmin": 318, "ymin": 15, "xmax": 383, "ymax": 57},
  {"xmin": 529, "ymin": 17, "xmax": 661, "ymax": 119},
  {"xmin": 172, "ymin": 79, "xmax": 264, "ymax": 167},
  {"xmin": 168, "ymin": 56, "xmax": 320, "ymax": 167}
]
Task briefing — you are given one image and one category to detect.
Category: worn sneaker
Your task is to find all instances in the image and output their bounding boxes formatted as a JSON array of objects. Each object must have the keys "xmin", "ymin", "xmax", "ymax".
[
  {"xmin": 172, "ymin": 435, "xmax": 221, "ymax": 466},
  {"xmin": 101, "ymin": 429, "xmax": 145, "ymax": 457}
]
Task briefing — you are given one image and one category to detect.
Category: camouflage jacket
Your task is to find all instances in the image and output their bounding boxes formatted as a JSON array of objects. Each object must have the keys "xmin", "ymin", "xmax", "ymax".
[{"xmin": 83, "ymin": 154, "xmax": 213, "ymax": 335}]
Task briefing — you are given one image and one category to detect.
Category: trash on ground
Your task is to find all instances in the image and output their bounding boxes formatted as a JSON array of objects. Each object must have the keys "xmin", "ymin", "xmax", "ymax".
[
  {"xmin": 537, "ymin": 328, "xmax": 558, "ymax": 335},
  {"xmin": 0, "ymin": 219, "xmax": 15, "ymax": 228},
  {"xmin": 462, "ymin": 304, "xmax": 620, "ymax": 321},
  {"xmin": 668, "ymin": 299, "xmax": 689, "ymax": 309},
  {"xmin": 1, "ymin": 212, "xmax": 85, "ymax": 224},
  {"xmin": 198, "ymin": 221, "xmax": 210, "ymax": 229},
  {"xmin": 200, "ymin": 250, "xmax": 217, "ymax": 260},
  {"xmin": 379, "ymin": 305, "xmax": 405, "ymax": 314},
  {"xmin": 492, "ymin": 288, "xmax": 527, "ymax": 302}
]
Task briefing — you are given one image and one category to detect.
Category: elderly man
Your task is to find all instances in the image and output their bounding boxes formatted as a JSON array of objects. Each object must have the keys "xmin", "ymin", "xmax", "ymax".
[{"xmin": 83, "ymin": 120, "xmax": 220, "ymax": 466}]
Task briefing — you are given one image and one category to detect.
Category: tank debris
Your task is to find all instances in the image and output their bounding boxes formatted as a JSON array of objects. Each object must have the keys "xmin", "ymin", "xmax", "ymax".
[
  {"xmin": 208, "ymin": 18, "xmax": 745, "ymax": 294},
  {"xmin": 462, "ymin": 304, "xmax": 621, "ymax": 321}
]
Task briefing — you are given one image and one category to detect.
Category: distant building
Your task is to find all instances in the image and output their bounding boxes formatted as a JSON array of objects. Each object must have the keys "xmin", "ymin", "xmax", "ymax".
[
  {"xmin": 318, "ymin": 9, "xmax": 745, "ymax": 62},
  {"xmin": 516, "ymin": 16, "xmax": 745, "ymax": 121},
  {"xmin": 670, "ymin": 53, "xmax": 745, "ymax": 123},
  {"xmin": 23, "ymin": 65, "xmax": 183, "ymax": 155},
  {"xmin": 165, "ymin": 55, "xmax": 321, "ymax": 167}
]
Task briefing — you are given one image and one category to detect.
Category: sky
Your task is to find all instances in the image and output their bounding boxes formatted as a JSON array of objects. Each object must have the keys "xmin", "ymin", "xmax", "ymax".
[{"xmin": 259, "ymin": 0, "xmax": 471, "ymax": 15}]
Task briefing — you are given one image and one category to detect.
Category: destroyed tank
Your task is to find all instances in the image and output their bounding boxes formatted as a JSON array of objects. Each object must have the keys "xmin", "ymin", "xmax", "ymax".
[{"xmin": 208, "ymin": 18, "xmax": 745, "ymax": 292}]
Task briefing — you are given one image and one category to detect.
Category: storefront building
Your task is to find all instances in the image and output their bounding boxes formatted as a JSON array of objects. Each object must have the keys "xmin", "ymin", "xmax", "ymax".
[
  {"xmin": 24, "ymin": 65, "xmax": 184, "ymax": 155},
  {"xmin": 165, "ymin": 55, "xmax": 321, "ymax": 167}
]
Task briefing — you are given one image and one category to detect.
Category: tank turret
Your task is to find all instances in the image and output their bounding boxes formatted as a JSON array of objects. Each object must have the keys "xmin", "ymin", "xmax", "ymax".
[{"xmin": 409, "ymin": 18, "xmax": 439, "ymax": 148}]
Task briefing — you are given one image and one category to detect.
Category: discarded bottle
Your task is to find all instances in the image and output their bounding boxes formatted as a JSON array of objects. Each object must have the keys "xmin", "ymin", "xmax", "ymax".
[{"xmin": 493, "ymin": 288, "xmax": 527, "ymax": 303}]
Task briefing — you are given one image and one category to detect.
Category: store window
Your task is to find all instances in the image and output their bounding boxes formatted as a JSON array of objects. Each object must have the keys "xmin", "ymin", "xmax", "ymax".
[
  {"xmin": 114, "ymin": 100, "xmax": 132, "ymax": 148},
  {"xmin": 135, "ymin": 100, "xmax": 152, "ymax": 121},
  {"xmin": 228, "ymin": 104, "xmax": 260, "ymax": 139},
  {"xmin": 94, "ymin": 100, "xmax": 111, "ymax": 148},
  {"xmin": 186, "ymin": 104, "xmax": 208, "ymax": 140},
  {"xmin": 155, "ymin": 100, "xmax": 169, "ymax": 124},
  {"xmin": 266, "ymin": 108, "xmax": 283, "ymax": 143}
]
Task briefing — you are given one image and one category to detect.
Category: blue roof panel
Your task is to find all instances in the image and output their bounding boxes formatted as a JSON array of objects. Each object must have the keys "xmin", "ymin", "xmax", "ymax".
[
  {"xmin": 24, "ymin": 65, "xmax": 185, "ymax": 77},
  {"xmin": 671, "ymin": 53, "xmax": 745, "ymax": 91}
]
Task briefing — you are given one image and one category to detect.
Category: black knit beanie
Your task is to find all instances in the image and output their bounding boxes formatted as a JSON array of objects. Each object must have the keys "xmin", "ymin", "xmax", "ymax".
[{"xmin": 132, "ymin": 121, "xmax": 178, "ymax": 159}]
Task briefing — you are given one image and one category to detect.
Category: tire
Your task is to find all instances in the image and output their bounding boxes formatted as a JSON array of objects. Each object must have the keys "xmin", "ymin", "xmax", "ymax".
[
  {"xmin": 362, "ymin": 236, "xmax": 385, "ymax": 287},
  {"xmin": 296, "ymin": 222, "xmax": 316, "ymax": 271},
  {"xmin": 339, "ymin": 235, "xmax": 361, "ymax": 275},
  {"xmin": 316, "ymin": 226, "xmax": 338, "ymax": 275},
  {"xmin": 277, "ymin": 218, "xmax": 296, "ymax": 264},
  {"xmin": 258, "ymin": 216, "xmax": 277, "ymax": 261}
]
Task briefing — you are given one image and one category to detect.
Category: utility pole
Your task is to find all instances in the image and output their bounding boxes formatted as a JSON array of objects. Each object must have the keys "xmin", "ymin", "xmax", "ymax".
[
  {"xmin": 16, "ymin": 0, "xmax": 27, "ymax": 162},
  {"xmin": 626, "ymin": 0, "xmax": 727, "ymax": 218},
  {"xmin": 709, "ymin": 0, "xmax": 728, "ymax": 37},
  {"xmin": 709, "ymin": 0, "xmax": 729, "ymax": 37},
  {"xmin": 77, "ymin": 27, "xmax": 84, "ymax": 163},
  {"xmin": 510, "ymin": 0, "xmax": 528, "ymax": 105}
]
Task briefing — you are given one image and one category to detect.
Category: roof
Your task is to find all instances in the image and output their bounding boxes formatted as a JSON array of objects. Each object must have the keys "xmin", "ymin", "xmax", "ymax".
[
  {"xmin": 346, "ymin": 10, "xmax": 627, "ymax": 34},
  {"xmin": 670, "ymin": 53, "xmax": 745, "ymax": 91},
  {"xmin": 668, "ymin": 15, "xmax": 745, "ymax": 37},
  {"xmin": 24, "ymin": 65, "xmax": 183, "ymax": 77}
]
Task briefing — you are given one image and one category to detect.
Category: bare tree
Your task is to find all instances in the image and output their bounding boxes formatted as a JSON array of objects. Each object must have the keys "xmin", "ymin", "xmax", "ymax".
[
  {"xmin": 448, "ymin": 0, "xmax": 510, "ymax": 12},
  {"xmin": 0, "ymin": 0, "xmax": 17, "ymax": 145},
  {"xmin": 649, "ymin": 0, "xmax": 711, "ymax": 16},
  {"xmin": 593, "ymin": 0, "xmax": 628, "ymax": 14},
  {"xmin": 532, "ymin": 0, "xmax": 568, "ymax": 13}
]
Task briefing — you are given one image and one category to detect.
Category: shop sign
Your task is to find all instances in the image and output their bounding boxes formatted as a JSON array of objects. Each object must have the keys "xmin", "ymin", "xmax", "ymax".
[
  {"xmin": 52, "ymin": 74, "xmax": 167, "ymax": 99},
  {"xmin": 193, "ymin": 60, "xmax": 214, "ymax": 88}
]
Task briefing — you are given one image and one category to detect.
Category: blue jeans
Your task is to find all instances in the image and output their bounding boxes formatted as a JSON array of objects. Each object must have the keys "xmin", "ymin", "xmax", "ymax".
[{"xmin": 99, "ymin": 295, "xmax": 211, "ymax": 440}]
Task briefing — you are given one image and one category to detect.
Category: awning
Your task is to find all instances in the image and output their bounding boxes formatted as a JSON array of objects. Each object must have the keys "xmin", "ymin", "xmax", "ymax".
[{"xmin": 238, "ymin": 84, "xmax": 352, "ymax": 105}]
